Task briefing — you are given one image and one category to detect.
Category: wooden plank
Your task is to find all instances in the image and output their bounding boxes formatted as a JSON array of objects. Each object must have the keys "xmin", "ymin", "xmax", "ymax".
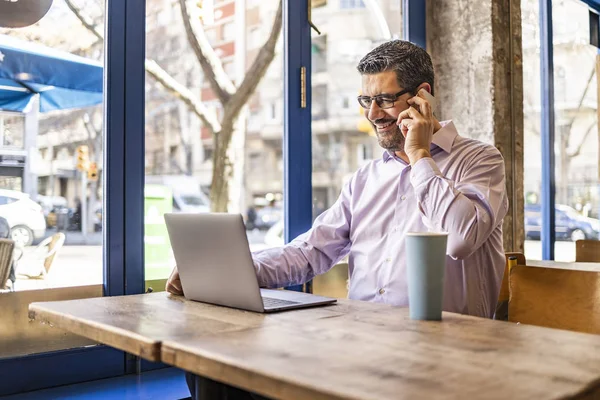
[
  {"xmin": 576, "ymin": 240, "xmax": 600, "ymax": 262},
  {"xmin": 509, "ymin": 264, "xmax": 600, "ymax": 334},
  {"xmin": 29, "ymin": 292, "xmax": 274, "ymax": 362},
  {"xmin": 526, "ymin": 259, "xmax": 600, "ymax": 272},
  {"xmin": 161, "ymin": 298, "xmax": 600, "ymax": 400}
]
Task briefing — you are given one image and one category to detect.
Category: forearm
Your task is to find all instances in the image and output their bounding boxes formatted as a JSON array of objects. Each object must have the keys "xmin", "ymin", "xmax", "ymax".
[
  {"xmin": 411, "ymin": 157, "xmax": 507, "ymax": 259},
  {"xmin": 252, "ymin": 240, "xmax": 334, "ymax": 287}
]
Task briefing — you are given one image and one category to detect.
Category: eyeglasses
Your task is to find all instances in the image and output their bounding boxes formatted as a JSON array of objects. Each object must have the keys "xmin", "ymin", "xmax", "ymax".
[{"xmin": 357, "ymin": 88, "xmax": 413, "ymax": 109}]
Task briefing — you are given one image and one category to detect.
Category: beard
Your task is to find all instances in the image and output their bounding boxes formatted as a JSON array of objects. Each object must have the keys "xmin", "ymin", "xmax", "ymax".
[{"xmin": 370, "ymin": 118, "xmax": 405, "ymax": 152}]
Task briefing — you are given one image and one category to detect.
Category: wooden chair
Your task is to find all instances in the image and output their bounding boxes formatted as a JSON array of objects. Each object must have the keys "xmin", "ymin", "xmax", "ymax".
[
  {"xmin": 494, "ymin": 252, "xmax": 526, "ymax": 320},
  {"xmin": 0, "ymin": 239, "xmax": 15, "ymax": 292},
  {"xmin": 575, "ymin": 240, "xmax": 600, "ymax": 262},
  {"xmin": 16, "ymin": 233, "xmax": 65, "ymax": 279},
  {"xmin": 508, "ymin": 261, "xmax": 600, "ymax": 334}
]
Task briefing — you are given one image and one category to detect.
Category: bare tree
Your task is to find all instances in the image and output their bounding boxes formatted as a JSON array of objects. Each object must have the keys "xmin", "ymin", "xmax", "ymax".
[
  {"xmin": 66, "ymin": 0, "xmax": 283, "ymax": 212},
  {"xmin": 524, "ymin": 62, "xmax": 597, "ymax": 204}
]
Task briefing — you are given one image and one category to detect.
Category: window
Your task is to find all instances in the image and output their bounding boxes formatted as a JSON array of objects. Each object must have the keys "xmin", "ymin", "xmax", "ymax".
[
  {"xmin": 223, "ymin": 60, "xmax": 236, "ymax": 81},
  {"xmin": 248, "ymin": 27, "xmax": 262, "ymax": 49},
  {"xmin": 312, "ymin": 85, "xmax": 328, "ymax": 120},
  {"xmin": 340, "ymin": 0, "xmax": 365, "ymax": 9},
  {"xmin": 265, "ymin": 101, "xmax": 278, "ymax": 122},
  {"xmin": 144, "ymin": 0, "xmax": 284, "ymax": 293},
  {"xmin": 312, "ymin": 35, "xmax": 327, "ymax": 74},
  {"xmin": 310, "ymin": 0, "xmax": 403, "ymax": 297},
  {"xmin": 522, "ymin": 0, "xmax": 599, "ymax": 261},
  {"xmin": 222, "ymin": 21, "xmax": 235, "ymax": 42},
  {"xmin": 342, "ymin": 96, "xmax": 350, "ymax": 109},
  {"xmin": 0, "ymin": 0, "xmax": 114, "ymax": 391},
  {"xmin": 205, "ymin": 28, "xmax": 218, "ymax": 46}
]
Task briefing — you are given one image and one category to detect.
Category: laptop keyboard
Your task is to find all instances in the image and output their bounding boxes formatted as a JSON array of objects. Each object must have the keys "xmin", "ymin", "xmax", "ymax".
[{"xmin": 262, "ymin": 296, "xmax": 300, "ymax": 308}]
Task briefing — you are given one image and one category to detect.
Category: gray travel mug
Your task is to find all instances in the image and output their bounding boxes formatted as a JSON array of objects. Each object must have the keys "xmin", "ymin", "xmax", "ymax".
[{"xmin": 406, "ymin": 232, "xmax": 448, "ymax": 320}]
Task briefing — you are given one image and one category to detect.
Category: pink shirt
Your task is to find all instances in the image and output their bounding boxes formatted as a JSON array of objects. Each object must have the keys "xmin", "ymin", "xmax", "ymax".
[{"xmin": 253, "ymin": 121, "xmax": 508, "ymax": 318}]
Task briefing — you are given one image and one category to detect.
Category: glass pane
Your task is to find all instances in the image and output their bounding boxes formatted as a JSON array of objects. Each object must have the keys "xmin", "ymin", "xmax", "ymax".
[
  {"xmin": 310, "ymin": 0, "xmax": 403, "ymax": 298},
  {"xmin": 0, "ymin": 0, "xmax": 105, "ymax": 358},
  {"xmin": 522, "ymin": 0, "xmax": 599, "ymax": 262},
  {"xmin": 144, "ymin": 0, "xmax": 284, "ymax": 291}
]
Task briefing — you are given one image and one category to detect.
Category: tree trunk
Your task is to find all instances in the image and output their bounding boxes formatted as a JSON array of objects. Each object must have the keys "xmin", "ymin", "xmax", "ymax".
[{"xmin": 210, "ymin": 133, "xmax": 229, "ymax": 212}]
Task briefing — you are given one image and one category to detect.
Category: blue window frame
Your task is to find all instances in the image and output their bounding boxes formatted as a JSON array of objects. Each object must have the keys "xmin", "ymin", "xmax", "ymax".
[
  {"xmin": 537, "ymin": 0, "xmax": 599, "ymax": 259},
  {"xmin": 0, "ymin": 0, "xmax": 147, "ymax": 395}
]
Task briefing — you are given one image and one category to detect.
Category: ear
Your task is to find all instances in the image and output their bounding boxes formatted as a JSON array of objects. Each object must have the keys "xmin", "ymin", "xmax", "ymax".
[{"xmin": 416, "ymin": 83, "xmax": 432, "ymax": 94}]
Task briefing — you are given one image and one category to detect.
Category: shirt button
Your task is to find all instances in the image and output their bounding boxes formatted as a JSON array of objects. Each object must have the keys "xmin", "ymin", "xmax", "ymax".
[
  {"xmin": 401, "ymin": 195, "xmax": 407, "ymax": 201},
  {"xmin": 385, "ymin": 258, "xmax": 392, "ymax": 262},
  {"xmin": 379, "ymin": 288, "xmax": 385, "ymax": 295}
]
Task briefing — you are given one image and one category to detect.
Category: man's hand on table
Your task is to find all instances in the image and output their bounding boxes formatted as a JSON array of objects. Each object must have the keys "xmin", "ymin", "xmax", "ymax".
[{"xmin": 166, "ymin": 266, "xmax": 184, "ymax": 296}]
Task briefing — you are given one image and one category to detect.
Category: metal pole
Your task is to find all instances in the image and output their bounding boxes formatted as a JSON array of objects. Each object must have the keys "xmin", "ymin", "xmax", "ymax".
[
  {"xmin": 81, "ymin": 171, "xmax": 87, "ymax": 238},
  {"xmin": 539, "ymin": 0, "xmax": 556, "ymax": 260}
]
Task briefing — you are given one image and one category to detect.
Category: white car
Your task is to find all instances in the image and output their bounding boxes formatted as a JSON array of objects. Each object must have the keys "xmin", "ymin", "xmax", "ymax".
[{"xmin": 0, "ymin": 189, "xmax": 46, "ymax": 246}]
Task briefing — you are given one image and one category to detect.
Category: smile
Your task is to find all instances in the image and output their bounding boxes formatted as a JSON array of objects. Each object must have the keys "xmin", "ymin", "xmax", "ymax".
[{"xmin": 375, "ymin": 121, "xmax": 396, "ymax": 132}]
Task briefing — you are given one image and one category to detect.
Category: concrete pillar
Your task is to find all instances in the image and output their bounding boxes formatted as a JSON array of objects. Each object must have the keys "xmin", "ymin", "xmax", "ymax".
[{"xmin": 427, "ymin": 0, "xmax": 524, "ymax": 252}]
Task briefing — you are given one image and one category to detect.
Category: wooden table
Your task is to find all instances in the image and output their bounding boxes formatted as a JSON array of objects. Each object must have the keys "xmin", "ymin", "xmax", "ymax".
[
  {"xmin": 526, "ymin": 259, "xmax": 600, "ymax": 272},
  {"xmin": 30, "ymin": 292, "xmax": 600, "ymax": 400}
]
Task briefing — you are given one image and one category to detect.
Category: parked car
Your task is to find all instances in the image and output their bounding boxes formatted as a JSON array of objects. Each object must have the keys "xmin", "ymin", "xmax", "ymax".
[
  {"xmin": 525, "ymin": 204, "xmax": 600, "ymax": 241},
  {"xmin": 254, "ymin": 205, "xmax": 282, "ymax": 230},
  {"xmin": 0, "ymin": 189, "xmax": 46, "ymax": 246}
]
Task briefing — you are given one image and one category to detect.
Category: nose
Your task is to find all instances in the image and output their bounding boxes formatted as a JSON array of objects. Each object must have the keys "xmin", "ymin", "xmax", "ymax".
[{"xmin": 367, "ymin": 101, "xmax": 384, "ymax": 122}]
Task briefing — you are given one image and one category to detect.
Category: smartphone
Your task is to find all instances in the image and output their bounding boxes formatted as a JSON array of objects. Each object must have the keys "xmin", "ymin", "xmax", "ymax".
[{"xmin": 418, "ymin": 88, "xmax": 437, "ymax": 113}]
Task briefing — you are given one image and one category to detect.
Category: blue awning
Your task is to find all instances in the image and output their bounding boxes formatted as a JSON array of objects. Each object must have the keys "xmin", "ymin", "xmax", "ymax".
[
  {"xmin": 582, "ymin": 0, "xmax": 600, "ymax": 13},
  {"xmin": 0, "ymin": 34, "xmax": 103, "ymax": 113}
]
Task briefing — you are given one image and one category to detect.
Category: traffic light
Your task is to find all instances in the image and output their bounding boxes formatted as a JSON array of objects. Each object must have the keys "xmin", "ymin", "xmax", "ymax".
[
  {"xmin": 76, "ymin": 145, "xmax": 89, "ymax": 172},
  {"xmin": 87, "ymin": 162, "xmax": 98, "ymax": 181}
]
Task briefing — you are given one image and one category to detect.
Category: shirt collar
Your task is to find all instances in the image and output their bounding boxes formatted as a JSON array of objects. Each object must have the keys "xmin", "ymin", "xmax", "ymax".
[{"xmin": 382, "ymin": 120, "xmax": 458, "ymax": 162}]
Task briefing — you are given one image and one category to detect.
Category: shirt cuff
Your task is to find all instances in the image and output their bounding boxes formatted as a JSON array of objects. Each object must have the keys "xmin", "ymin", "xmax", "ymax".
[{"xmin": 410, "ymin": 157, "xmax": 442, "ymax": 189}]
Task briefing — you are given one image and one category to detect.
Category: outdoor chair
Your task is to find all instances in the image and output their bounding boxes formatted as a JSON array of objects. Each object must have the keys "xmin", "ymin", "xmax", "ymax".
[{"xmin": 16, "ymin": 233, "xmax": 65, "ymax": 279}]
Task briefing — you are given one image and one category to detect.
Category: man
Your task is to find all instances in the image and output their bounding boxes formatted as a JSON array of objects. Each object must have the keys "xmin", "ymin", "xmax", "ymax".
[
  {"xmin": 168, "ymin": 38, "xmax": 508, "ymax": 400},
  {"xmin": 167, "ymin": 39, "xmax": 508, "ymax": 318}
]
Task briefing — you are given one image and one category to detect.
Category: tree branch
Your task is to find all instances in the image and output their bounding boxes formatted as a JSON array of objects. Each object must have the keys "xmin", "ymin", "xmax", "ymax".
[
  {"xmin": 178, "ymin": 0, "xmax": 236, "ymax": 104},
  {"xmin": 567, "ymin": 120, "xmax": 597, "ymax": 159},
  {"xmin": 64, "ymin": 0, "xmax": 103, "ymax": 41},
  {"xmin": 65, "ymin": 0, "xmax": 220, "ymax": 134},
  {"xmin": 145, "ymin": 60, "xmax": 221, "ymax": 132},
  {"xmin": 223, "ymin": 0, "xmax": 282, "ymax": 124}
]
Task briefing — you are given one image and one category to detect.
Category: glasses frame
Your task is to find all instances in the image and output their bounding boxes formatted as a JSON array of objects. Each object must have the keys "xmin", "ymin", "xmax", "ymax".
[{"xmin": 357, "ymin": 88, "xmax": 414, "ymax": 109}]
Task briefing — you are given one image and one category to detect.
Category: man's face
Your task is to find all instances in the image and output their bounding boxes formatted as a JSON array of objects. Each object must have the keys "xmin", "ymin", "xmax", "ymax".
[{"xmin": 361, "ymin": 71, "xmax": 412, "ymax": 152}]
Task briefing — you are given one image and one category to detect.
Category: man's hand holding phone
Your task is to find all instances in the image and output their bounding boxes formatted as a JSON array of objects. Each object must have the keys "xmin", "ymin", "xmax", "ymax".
[{"xmin": 397, "ymin": 88, "xmax": 436, "ymax": 166}]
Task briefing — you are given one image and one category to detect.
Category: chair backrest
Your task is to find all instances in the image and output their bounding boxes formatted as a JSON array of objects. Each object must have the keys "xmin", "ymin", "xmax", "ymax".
[
  {"xmin": 575, "ymin": 240, "xmax": 600, "ymax": 262},
  {"xmin": 43, "ymin": 233, "xmax": 65, "ymax": 273},
  {"xmin": 498, "ymin": 253, "xmax": 526, "ymax": 302},
  {"xmin": 495, "ymin": 252, "xmax": 526, "ymax": 320},
  {"xmin": 509, "ymin": 262, "xmax": 600, "ymax": 334},
  {"xmin": 0, "ymin": 239, "xmax": 15, "ymax": 290}
]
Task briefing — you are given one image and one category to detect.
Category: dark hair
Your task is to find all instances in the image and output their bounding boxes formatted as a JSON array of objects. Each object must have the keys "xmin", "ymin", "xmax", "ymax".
[{"xmin": 356, "ymin": 40, "xmax": 435, "ymax": 96}]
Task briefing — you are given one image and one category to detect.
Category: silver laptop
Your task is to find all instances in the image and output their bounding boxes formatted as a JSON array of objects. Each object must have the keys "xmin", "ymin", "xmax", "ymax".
[{"xmin": 164, "ymin": 213, "xmax": 337, "ymax": 313}]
